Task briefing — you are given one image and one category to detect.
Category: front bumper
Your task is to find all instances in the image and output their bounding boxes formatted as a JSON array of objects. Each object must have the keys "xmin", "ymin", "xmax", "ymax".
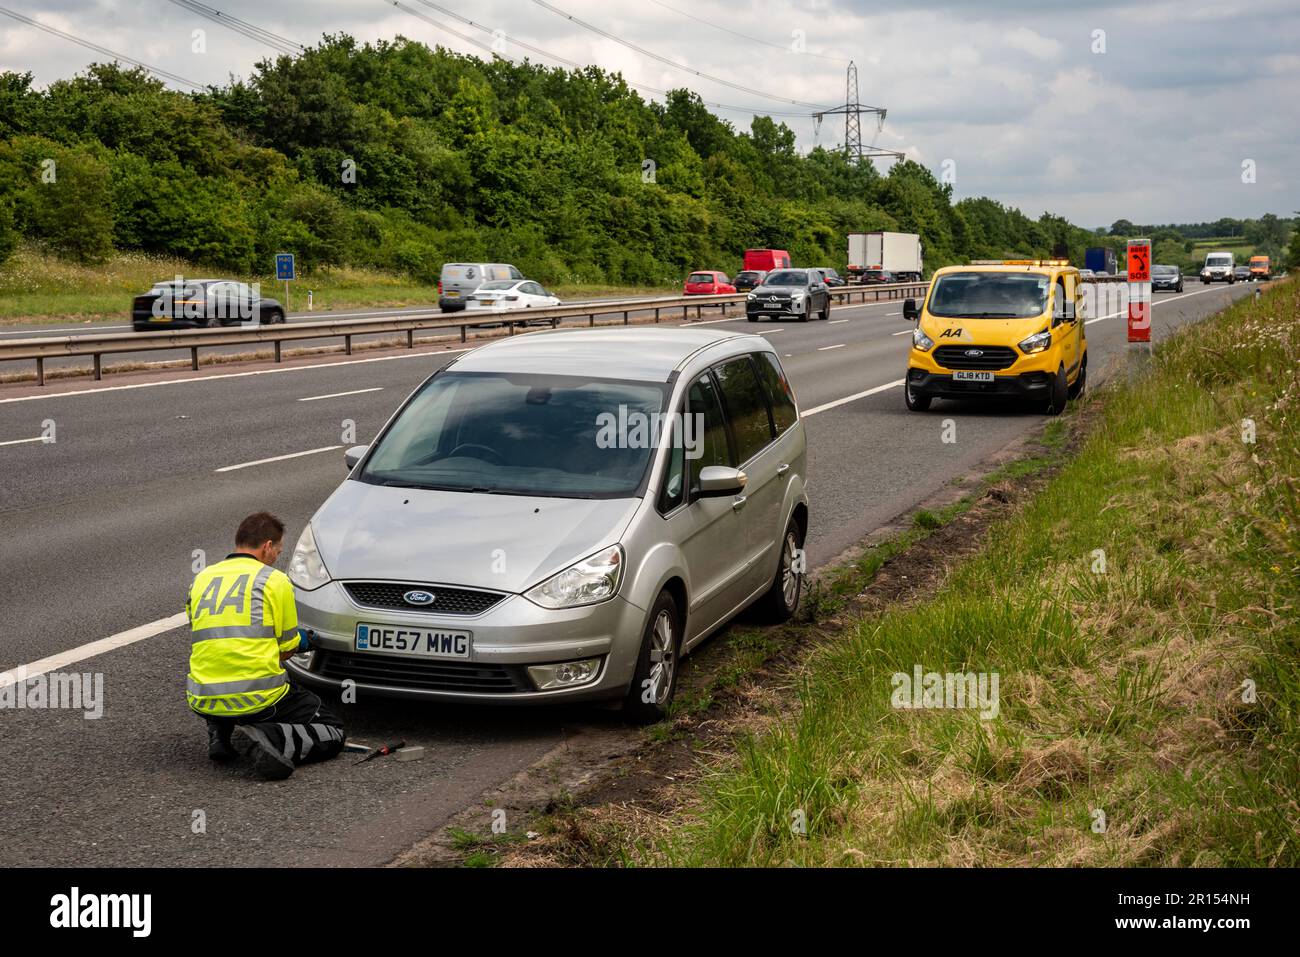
[
  {"xmin": 286, "ymin": 580, "xmax": 647, "ymax": 704},
  {"xmin": 746, "ymin": 298, "xmax": 806, "ymax": 318},
  {"xmin": 906, "ymin": 367, "xmax": 1053, "ymax": 400}
]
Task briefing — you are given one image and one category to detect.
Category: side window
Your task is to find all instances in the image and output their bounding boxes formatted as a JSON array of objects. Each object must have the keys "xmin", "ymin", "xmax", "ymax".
[
  {"xmin": 524, "ymin": 282, "xmax": 544, "ymax": 296},
  {"xmin": 755, "ymin": 353, "xmax": 797, "ymax": 435},
  {"xmin": 657, "ymin": 413, "xmax": 686, "ymax": 513},
  {"xmin": 686, "ymin": 374, "xmax": 731, "ymax": 500},
  {"xmin": 714, "ymin": 356, "xmax": 774, "ymax": 464},
  {"xmin": 510, "ymin": 266, "xmax": 523, "ymax": 280},
  {"xmin": 1053, "ymin": 278, "xmax": 1067, "ymax": 324}
]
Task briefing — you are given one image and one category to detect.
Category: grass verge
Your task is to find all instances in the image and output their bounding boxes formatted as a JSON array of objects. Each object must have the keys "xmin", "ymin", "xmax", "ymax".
[{"xmin": 524, "ymin": 279, "xmax": 1300, "ymax": 867}]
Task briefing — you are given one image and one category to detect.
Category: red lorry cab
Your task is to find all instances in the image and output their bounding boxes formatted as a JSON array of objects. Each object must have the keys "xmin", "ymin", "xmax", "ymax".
[
  {"xmin": 683, "ymin": 271, "xmax": 737, "ymax": 295},
  {"xmin": 743, "ymin": 249, "xmax": 792, "ymax": 272}
]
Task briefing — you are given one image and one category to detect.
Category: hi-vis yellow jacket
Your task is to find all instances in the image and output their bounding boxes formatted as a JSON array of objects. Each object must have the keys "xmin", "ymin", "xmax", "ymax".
[{"xmin": 186, "ymin": 554, "xmax": 300, "ymax": 717}]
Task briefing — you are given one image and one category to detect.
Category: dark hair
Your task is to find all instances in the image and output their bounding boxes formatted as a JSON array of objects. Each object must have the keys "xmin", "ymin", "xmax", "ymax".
[{"xmin": 235, "ymin": 512, "xmax": 285, "ymax": 549}]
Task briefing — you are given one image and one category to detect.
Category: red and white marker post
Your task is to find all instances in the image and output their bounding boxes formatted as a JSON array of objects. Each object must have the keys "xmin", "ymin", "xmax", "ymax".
[{"xmin": 1127, "ymin": 239, "xmax": 1151, "ymax": 345}]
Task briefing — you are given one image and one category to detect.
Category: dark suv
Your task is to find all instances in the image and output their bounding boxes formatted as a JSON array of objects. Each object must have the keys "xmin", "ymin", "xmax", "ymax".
[
  {"xmin": 733, "ymin": 270, "xmax": 768, "ymax": 292},
  {"xmin": 745, "ymin": 269, "xmax": 831, "ymax": 322}
]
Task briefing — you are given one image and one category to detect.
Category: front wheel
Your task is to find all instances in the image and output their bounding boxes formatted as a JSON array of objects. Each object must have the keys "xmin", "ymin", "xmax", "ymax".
[
  {"xmin": 747, "ymin": 313, "xmax": 758, "ymax": 323},
  {"xmin": 620, "ymin": 590, "xmax": 681, "ymax": 724},
  {"xmin": 904, "ymin": 378, "xmax": 932, "ymax": 411},
  {"xmin": 266, "ymin": 309, "xmax": 285, "ymax": 325},
  {"xmin": 756, "ymin": 518, "xmax": 805, "ymax": 622},
  {"xmin": 820, "ymin": 301, "xmax": 830, "ymax": 321},
  {"xmin": 1043, "ymin": 365, "xmax": 1069, "ymax": 415}
]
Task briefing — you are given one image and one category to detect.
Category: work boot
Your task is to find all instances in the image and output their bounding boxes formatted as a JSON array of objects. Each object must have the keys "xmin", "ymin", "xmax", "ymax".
[
  {"xmin": 207, "ymin": 722, "xmax": 238, "ymax": 762},
  {"xmin": 235, "ymin": 725, "xmax": 294, "ymax": 781}
]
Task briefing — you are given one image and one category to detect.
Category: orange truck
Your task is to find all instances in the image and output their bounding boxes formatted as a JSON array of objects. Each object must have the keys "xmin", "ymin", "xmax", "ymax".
[{"xmin": 1249, "ymin": 256, "xmax": 1270, "ymax": 281}]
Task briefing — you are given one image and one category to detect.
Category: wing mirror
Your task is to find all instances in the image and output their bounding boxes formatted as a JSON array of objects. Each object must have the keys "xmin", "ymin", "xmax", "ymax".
[
  {"xmin": 344, "ymin": 445, "xmax": 368, "ymax": 470},
  {"xmin": 697, "ymin": 465, "xmax": 747, "ymax": 497},
  {"xmin": 903, "ymin": 298, "xmax": 919, "ymax": 321}
]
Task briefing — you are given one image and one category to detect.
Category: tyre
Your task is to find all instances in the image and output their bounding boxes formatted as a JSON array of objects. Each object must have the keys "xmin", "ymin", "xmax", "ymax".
[
  {"xmin": 820, "ymin": 301, "xmax": 830, "ymax": 321},
  {"xmin": 204, "ymin": 315, "xmax": 222, "ymax": 328},
  {"xmin": 904, "ymin": 377, "xmax": 932, "ymax": 411},
  {"xmin": 266, "ymin": 309, "xmax": 285, "ymax": 325},
  {"xmin": 1067, "ymin": 352, "xmax": 1087, "ymax": 400},
  {"xmin": 756, "ymin": 517, "xmax": 804, "ymax": 623},
  {"xmin": 1177, "ymin": 281, "xmax": 1183, "ymax": 292},
  {"xmin": 747, "ymin": 313, "xmax": 758, "ymax": 323},
  {"xmin": 1043, "ymin": 365, "xmax": 1069, "ymax": 415},
  {"xmin": 799, "ymin": 299, "xmax": 810, "ymax": 322},
  {"xmin": 620, "ymin": 590, "xmax": 681, "ymax": 724}
]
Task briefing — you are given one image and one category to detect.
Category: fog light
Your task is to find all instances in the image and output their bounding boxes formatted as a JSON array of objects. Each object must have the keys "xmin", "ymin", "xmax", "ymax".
[{"xmin": 527, "ymin": 657, "xmax": 602, "ymax": 690}]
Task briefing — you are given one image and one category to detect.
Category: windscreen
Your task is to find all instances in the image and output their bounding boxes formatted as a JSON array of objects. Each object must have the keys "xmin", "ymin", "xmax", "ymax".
[
  {"xmin": 764, "ymin": 270, "xmax": 807, "ymax": 286},
  {"xmin": 360, "ymin": 372, "xmax": 669, "ymax": 499},
  {"xmin": 1206, "ymin": 254, "xmax": 1232, "ymax": 267},
  {"xmin": 927, "ymin": 272, "xmax": 1050, "ymax": 319}
]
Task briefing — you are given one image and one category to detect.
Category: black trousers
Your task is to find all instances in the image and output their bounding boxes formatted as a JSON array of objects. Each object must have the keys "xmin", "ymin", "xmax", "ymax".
[{"xmin": 206, "ymin": 684, "xmax": 346, "ymax": 765}]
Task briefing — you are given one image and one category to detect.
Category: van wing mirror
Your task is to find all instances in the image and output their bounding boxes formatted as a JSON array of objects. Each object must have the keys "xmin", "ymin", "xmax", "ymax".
[
  {"xmin": 344, "ymin": 445, "xmax": 368, "ymax": 471},
  {"xmin": 902, "ymin": 298, "xmax": 919, "ymax": 321},
  {"xmin": 697, "ymin": 466, "xmax": 747, "ymax": 498},
  {"xmin": 1062, "ymin": 300, "xmax": 1077, "ymax": 322}
]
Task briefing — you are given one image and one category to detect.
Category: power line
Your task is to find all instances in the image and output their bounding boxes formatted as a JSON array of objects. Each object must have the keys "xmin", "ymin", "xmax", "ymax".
[
  {"xmin": 645, "ymin": 0, "xmax": 849, "ymax": 63},
  {"xmin": 165, "ymin": 0, "xmax": 304, "ymax": 55},
  {"xmin": 531, "ymin": 0, "xmax": 832, "ymax": 110},
  {"xmin": 385, "ymin": 0, "xmax": 812, "ymax": 118},
  {"xmin": 0, "ymin": 5, "xmax": 208, "ymax": 90}
]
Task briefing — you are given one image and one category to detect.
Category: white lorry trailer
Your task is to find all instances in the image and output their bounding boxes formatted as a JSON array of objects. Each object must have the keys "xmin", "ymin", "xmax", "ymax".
[{"xmin": 847, "ymin": 231, "xmax": 923, "ymax": 283}]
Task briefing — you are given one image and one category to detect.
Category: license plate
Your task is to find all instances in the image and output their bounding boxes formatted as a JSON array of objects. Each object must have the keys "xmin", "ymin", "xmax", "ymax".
[
  {"xmin": 952, "ymin": 370, "xmax": 994, "ymax": 383},
  {"xmin": 478, "ymin": 299, "xmax": 496, "ymax": 307},
  {"xmin": 445, "ymin": 290, "xmax": 459, "ymax": 298},
  {"xmin": 765, "ymin": 302, "xmax": 782, "ymax": 309},
  {"xmin": 355, "ymin": 624, "xmax": 471, "ymax": 659}
]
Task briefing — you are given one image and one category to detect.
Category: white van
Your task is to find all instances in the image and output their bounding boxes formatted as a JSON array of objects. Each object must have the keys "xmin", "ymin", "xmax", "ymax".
[
  {"xmin": 439, "ymin": 263, "xmax": 524, "ymax": 312},
  {"xmin": 1201, "ymin": 251, "xmax": 1235, "ymax": 284}
]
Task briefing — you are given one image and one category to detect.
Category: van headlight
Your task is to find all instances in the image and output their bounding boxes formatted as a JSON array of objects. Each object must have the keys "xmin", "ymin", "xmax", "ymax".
[
  {"xmin": 525, "ymin": 545, "xmax": 624, "ymax": 609},
  {"xmin": 288, "ymin": 523, "xmax": 331, "ymax": 591},
  {"xmin": 912, "ymin": 327, "xmax": 935, "ymax": 351},
  {"xmin": 1018, "ymin": 329, "xmax": 1052, "ymax": 354}
]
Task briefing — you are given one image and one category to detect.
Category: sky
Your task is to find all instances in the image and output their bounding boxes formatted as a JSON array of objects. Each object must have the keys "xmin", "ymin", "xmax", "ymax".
[{"xmin": 2, "ymin": 0, "xmax": 1297, "ymax": 227}]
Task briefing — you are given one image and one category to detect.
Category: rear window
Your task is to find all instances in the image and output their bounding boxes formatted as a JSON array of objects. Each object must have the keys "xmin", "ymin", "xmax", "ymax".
[{"xmin": 688, "ymin": 273, "xmax": 714, "ymax": 283}]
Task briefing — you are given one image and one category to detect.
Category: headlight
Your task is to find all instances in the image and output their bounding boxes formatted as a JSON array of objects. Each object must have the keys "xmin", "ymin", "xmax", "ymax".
[
  {"xmin": 288, "ymin": 523, "xmax": 331, "ymax": 591},
  {"xmin": 747, "ymin": 292, "xmax": 757, "ymax": 301},
  {"xmin": 525, "ymin": 545, "xmax": 623, "ymax": 609},
  {"xmin": 1018, "ymin": 329, "xmax": 1052, "ymax": 354},
  {"xmin": 912, "ymin": 327, "xmax": 935, "ymax": 351}
]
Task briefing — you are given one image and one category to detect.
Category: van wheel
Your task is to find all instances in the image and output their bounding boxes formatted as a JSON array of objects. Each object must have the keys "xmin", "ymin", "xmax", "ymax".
[
  {"xmin": 1043, "ymin": 365, "xmax": 1069, "ymax": 415},
  {"xmin": 1068, "ymin": 353, "xmax": 1087, "ymax": 400},
  {"xmin": 905, "ymin": 379, "xmax": 932, "ymax": 411},
  {"xmin": 757, "ymin": 518, "xmax": 804, "ymax": 622},
  {"xmin": 621, "ymin": 590, "xmax": 681, "ymax": 724}
]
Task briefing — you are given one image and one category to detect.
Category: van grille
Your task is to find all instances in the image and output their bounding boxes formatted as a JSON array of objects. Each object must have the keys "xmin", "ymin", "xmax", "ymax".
[
  {"xmin": 343, "ymin": 582, "xmax": 506, "ymax": 616},
  {"xmin": 933, "ymin": 345, "xmax": 1018, "ymax": 371}
]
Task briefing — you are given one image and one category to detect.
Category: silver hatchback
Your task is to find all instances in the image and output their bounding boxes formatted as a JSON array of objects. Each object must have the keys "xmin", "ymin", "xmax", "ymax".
[{"xmin": 285, "ymin": 327, "xmax": 810, "ymax": 722}]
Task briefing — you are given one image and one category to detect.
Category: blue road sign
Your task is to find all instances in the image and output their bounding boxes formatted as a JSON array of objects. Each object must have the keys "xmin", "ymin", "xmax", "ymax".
[{"xmin": 275, "ymin": 253, "xmax": 295, "ymax": 281}]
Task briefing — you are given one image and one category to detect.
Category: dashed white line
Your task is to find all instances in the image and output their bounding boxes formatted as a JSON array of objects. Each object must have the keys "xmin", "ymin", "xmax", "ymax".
[
  {"xmin": 215, "ymin": 445, "xmax": 341, "ymax": 473},
  {"xmin": 802, "ymin": 379, "xmax": 905, "ymax": 417},
  {"xmin": 829, "ymin": 319, "xmax": 849, "ymax": 324},
  {"xmin": 817, "ymin": 344, "xmax": 846, "ymax": 351},
  {"xmin": 299, "ymin": 387, "xmax": 384, "ymax": 402},
  {"xmin": 891, "ymin": 328, "xmax": 912, "ymax": 336},
  {"xmin": 0, "ymin": 435, "xmax": 46, "ymax": 448},
  {"xmin": 0, "ymin": 613, "xmax": 188, "ymax": 688}
]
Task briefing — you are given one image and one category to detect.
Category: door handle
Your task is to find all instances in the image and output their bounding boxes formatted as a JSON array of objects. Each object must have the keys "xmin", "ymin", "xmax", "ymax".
[
  {"xmin": 777, "ymin": 463, "xmax": 790, "ymax": 477},
  {"xmin": 732, "ymin": 495, "xmax": 748, "ymax": 511}
]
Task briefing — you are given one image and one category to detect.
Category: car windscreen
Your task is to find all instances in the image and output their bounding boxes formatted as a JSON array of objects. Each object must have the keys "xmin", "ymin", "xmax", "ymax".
[
  {"xmin": 1152, "ymin": 265, "xmax": 1176, "ymax": 275},
  {"xmin": 927, "ymin": 272, "xmax": 1050, "ymax": 319},
  {"xmin": 359, "ymin": 371, "xmax": 669, "ymax": 499},
  {"xmin": 763, "ymin": 270, "xmax": 807, "ymax": 286}
]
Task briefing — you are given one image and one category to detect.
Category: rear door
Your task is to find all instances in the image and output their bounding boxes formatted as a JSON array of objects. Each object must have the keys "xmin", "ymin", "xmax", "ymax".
[{"xmin": 442, "ymin": 264, "xmax": 483, "ymax": 298}]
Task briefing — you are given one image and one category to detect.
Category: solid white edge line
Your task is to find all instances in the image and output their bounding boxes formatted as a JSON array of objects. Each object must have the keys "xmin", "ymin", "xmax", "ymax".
[
  {"xmin": 0, "ymin": 613, "xmax": 188, "ymax": 688},
  {"xmin": 0, "ymin": 436, "xmax": 45, "ymax": 447},
  {"xmin": 214, "ymin": 445, "xmax": 341, "ymax": 473},
  {"xmin": 298, "ymin": 387, "xmax": 385, "ymax": 402},
  {"xmin": 0, "ymin": 348, "xmax": 473, "ymax": 405},
  {"xmin": 803, "ymin": 379, "xmax": 905, "ymax": 417}
]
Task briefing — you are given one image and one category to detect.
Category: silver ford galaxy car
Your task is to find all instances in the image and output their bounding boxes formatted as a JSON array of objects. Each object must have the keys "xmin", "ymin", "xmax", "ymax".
[{"xmin": 285, "ymin": 327, "xmax": 810, "ymax": 722}]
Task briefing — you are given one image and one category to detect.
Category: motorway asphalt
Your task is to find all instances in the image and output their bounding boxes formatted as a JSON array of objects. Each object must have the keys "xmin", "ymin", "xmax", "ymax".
[{"xmin": 0, "ymin": 279, "xmax": 1259, "ymax": 865}]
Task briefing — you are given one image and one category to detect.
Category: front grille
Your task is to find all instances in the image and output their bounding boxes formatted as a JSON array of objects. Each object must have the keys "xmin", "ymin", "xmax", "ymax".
[
  {"xmin": 343, "ymin": 581, "xmax": 506, "ymax": 616},
  {"xmin": 316, "ymin": 650, "xmax": 529, "ymax": 693},
  {"xmin": 933, "ymin": 345, "xmax": 1018, "ymax": 370}
]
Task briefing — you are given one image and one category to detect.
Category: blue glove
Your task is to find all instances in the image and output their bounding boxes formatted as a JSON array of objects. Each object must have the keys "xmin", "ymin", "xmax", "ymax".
[{"xmin": 297, "ymin": 628, "xmax": 315, "ymax": 652}]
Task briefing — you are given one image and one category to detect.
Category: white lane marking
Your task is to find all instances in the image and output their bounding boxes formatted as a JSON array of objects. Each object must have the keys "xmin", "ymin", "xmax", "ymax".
[
  {"xmin": 762, "ymin": 328, "xmax": 784, "ymax": 334},
  {"xmin": 0, "ymin": 435, "xmax": 45, "ymax": 447},
  {"xmin": 829, "ymin": 319, "xmax": 849, "ymax": 324},
  {"xmin": 215, "ymin": 445, "xmax": 341, "ymax": 473},
  {"xmin": 0, "ymin": 348, "xmax": 473, "ymax": 405},
  {"xmin": 817, "ymin": 344, "xmax": 846, "ymax": 351},
  {"xmin": 1085, "ymin": 282, "xmax": 1225, "ymax": 325},
  {"xmin": 884, "ymin": 311, "xmax": 901, "ymax": 316},
  {"xmin": 298, "ymin": 387, "xmax": 384, "ymax": 402},
  {"xmin": 803, "ymin": 379, "xmax": 905, "ymax": 417},
  {"xmin": 891, "ymin": 328, "xmax": 912, "ymax": 336},
  {"xmin": 0, "ymin": 613, "xmax": 188, "ymax": 688}
]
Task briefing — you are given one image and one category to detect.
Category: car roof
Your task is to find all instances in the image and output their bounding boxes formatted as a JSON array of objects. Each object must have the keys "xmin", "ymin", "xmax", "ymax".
[
  {"xmin": 448, "ymin": 327, "xmax": 766, "ymax": 381},
  {"xmin": 932, "ymin": 263, "xmax": 1078, "ymax": 277}
]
